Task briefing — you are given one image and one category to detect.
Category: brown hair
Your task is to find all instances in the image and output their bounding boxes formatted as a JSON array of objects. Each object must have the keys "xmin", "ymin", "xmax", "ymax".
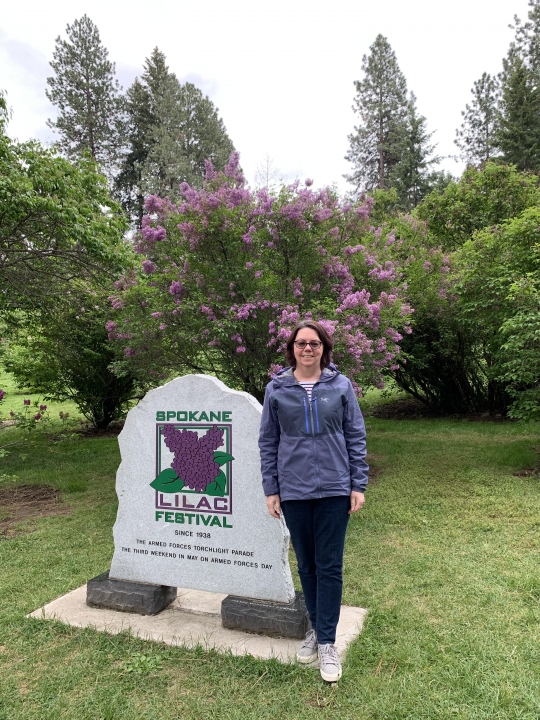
[{"xmin": 285, "ymin": 320, "xmax": 333, "ymax": 369}]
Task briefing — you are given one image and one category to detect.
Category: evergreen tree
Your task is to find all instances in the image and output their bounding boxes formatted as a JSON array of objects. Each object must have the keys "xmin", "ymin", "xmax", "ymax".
[
  {"xmin": 140, "ymin": 73, "xmax": 188, "ymax": 198},
  {"xmin": 345, "ymin": 34, "xmax": 408, "ymax": 192},
  {"xmin": 512, "ymin": 0, "xmax": 540, "ymax": 75},
  {"xmin": 114, "ymin": 78, "xmax": 154, "ymax": 226},
  {"xmin": 118, "ymin": 48, "xmax": 235, "ymax": 219},
  {"xmin": 46, "ymin": 15, "xmax": 124, "ymax": 175},
  {"xmin": 141, "ymin": 46, "xmax": 171, "ymax": 109},
  {"xmin": 455, "ymin": 73, "xmax": 500, "ymax": 165},
  {"xmin": 115, "ymin": 48, "xmax": 169, "ymax": 226},
  {"xmin": 389, "ymin": 93, "xmax": 440, "ymax": 208},
  {"xmin": 141, "ymin": 78, "xmax": 235, "ymax": 200},
  {"xmin": 496, "ymin": 54, "xmax": 540, "ymax": 171},
  {"xmin": 177, "ymin": 82, "xmax": 236, "ymax": 182}
]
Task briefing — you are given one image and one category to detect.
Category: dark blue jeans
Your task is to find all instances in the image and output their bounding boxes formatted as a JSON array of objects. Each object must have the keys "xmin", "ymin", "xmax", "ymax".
[{"xmin": 281, "ymin": 495, "xmax": 350, "ymax": 645}]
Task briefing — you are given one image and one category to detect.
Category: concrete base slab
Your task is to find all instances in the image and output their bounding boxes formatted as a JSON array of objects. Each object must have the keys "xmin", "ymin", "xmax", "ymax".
[{"xmin": 28, "ymin": 584, "xmax": 367, "ymax": 665}]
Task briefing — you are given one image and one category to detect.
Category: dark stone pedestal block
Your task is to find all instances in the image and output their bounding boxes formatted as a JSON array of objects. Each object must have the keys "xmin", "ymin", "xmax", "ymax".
[
  {"xmin": 221, "ymin": 592, "xmax": 310, "ymax": 639},
  {"xmin": 86, "ymin": 571, "xmax": 177, "ymax": 615}
]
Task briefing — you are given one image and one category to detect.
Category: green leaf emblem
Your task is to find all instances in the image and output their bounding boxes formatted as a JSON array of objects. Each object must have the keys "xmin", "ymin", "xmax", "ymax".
[
  {"xmin": 213, "ymin": 451, "xmax": 234, "ymax": 466},
  {"xmin": 150, "ymin": 468, "xmax": 185, "ymax": 493},
  {"xmin": 205, "ymin": 470, "xmax": 226, "ymax": 496}
]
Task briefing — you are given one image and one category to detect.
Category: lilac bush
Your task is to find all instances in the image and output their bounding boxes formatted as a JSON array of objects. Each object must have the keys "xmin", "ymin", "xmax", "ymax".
[{"xmin": 108, "ymin": 154, "xmax": 445, "ymax": 402}]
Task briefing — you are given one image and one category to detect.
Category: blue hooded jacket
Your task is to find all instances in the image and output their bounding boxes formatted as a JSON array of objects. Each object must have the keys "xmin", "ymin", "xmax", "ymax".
[{"xmin": 258, "ymin": 366, "xmax": 369, "ymax": 500}]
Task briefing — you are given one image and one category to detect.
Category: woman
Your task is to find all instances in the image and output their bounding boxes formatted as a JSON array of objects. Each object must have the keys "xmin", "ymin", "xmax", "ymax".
[{"xmin": 259, "ymin": 320, "xmax": 368, "ymax": 682}]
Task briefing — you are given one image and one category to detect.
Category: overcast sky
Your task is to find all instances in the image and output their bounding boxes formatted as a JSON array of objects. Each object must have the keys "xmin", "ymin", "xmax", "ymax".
[{"xmin": 0, "ymin": 0, "xmax": 532, "ymax": 193}]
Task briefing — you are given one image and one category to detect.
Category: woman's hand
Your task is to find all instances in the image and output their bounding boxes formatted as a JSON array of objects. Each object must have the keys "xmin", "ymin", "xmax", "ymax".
[
  {"xmin": 349, "ymin": 491, "xmax": 365, "ymax": 514},
  {"xmin": 266, "ymin": 494, "xmax": 281, "ymax": 519}
]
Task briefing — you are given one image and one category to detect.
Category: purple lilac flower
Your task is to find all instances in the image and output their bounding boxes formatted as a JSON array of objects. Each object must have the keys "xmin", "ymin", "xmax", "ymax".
[
  {"xmin": 108, "ymin": 296, "xmax": 124, "ymax": 310},
  {"xmin": 204, "ymin": 159, "xmax": 217, "ymax": 181},
  {"xmin": 142, "ymin": 260, "xmax": 157, "ymax": 274},
  {"xmin": 161, "ymin": 424, "xmax": 224, "ymax": 492},
  {"xmin": 169, "ymin": 280, "xmax": 182, "ymax": 296},
  {"xmin": 268, "ymin": 363, "xmax": 283, "ymax": 378},
  {"xmin": 224, "ymin": 152, "xmax": 241, "ymax": 177},
  {"xmin": 144, "ymin": 195, "xmax": 165, "ymax": 213},
  {"xmin": 140, "ymin": 225, "xmax": 166, "ymax": 244}
]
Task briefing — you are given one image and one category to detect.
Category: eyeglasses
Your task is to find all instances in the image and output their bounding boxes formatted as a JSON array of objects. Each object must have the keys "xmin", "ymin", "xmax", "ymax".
[{"xmin": 294, "ymin": 340, "xmax": 322, "ymax": 349}]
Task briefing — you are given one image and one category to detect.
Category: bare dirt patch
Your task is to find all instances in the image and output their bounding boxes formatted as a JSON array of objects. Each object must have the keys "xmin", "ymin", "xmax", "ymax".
[
  {"xmin": 366, "ymin": 453, "xmax": 385, "ymax": 484},
  {"xmin": 513, "ymin": 467, "xmax": 539, "ymax": 478},
  {"xmin": 370, "ymin": 397, "xmax": 441, "ymax": 419},
  {"xmin": 0, "ymin": 484, "xmax": 70, "ymax": 539},
  {"xmin": 74, "ymin": 419, "xmax": 125, "ymax": 438}
]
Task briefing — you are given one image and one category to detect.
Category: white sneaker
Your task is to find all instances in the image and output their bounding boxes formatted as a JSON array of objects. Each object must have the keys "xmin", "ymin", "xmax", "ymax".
[
  {"xmin": 318, "ymin": 643, "xmax": 342, "ymax": 682},
  {"xmin": 296, "ymin": 628, "xmax": 318, "ymax": 663}
]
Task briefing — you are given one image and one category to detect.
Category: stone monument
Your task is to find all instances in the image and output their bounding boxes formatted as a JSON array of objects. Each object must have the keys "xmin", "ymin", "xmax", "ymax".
[{"xmin": 87, "ymin": 374, "xmax": 309, "ymax": 638}]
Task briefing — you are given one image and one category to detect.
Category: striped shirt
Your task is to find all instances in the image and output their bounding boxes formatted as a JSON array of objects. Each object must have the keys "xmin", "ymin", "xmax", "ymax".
[{"xmin": 298, "ymin": 381, "xmax": 315, "ymax": 401}]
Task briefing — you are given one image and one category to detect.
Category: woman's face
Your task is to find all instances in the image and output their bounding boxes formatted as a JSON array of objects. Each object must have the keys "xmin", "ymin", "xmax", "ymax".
[{"xmin": 293, "ymin": 327, "xmax": 323, "ymax": 372}]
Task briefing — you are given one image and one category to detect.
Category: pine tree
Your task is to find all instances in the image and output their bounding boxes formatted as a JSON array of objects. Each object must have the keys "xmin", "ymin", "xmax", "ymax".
[
  {"xmin": 496, "ymin": 54, "xmax": 540, "ymax": 171},
  {"xmin": 512, "ymin": 0, "xmax": 540, "ymax": 75},
  {"xmin": 389, "ymin": 93, "xmax": 440, "ymax": 208},
  {"xmin": 455, "ymin": 73, "xmax": 500, "ymax": 165},
  {"xmin": 493, "ymin": 0, "xmax": 540, "ymax": 171},
  {"xmin": 46, "ymin": 15, "xmax": 124, "ymax": 175},
  {"xmin": 141, "ymin": 77, "xmax": 235, "ymax": 200},
  {"xmin": 118, "ymin": 48, "xmax": 235, "ymax": 219},
  {"xmin": 141, "ymin": 73, "xmax": 189, "ymax": 198},
  {"xmin": 115, "ymin": 48, "xmax": 169, "ymax": 225},
  {"xmin": 176, "ymin": 82, "xmax": 236, "ymax": 181},
  {"xmin": 141, "ymin": 47, "xmax": 171, "ymax": 110},
  {"xmin": 345, "ymin": 34, "xmax": 408, "ymax": 192}
]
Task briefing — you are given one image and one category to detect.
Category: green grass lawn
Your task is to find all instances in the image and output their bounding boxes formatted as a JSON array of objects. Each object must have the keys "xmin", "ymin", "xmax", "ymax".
[{"xmin": 1, "ymin": 407, "xmax": 539, "ymax": 719}]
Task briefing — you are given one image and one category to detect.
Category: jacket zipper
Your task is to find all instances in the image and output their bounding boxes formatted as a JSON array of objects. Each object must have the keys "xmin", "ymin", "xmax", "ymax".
[
  {"xmin": 313, "ymin": 396, "xmax": 320, "ymax": 433},
  {"xmin": 298, "ymin": 379, "xmax": 323, "ymax": 498},
  {"xmin": 310, "ymin": 389, "xmax": 322, "ymax": 498},
  {"xmin": 302, "ymin": 397, "xmax": 310, "ymax": 433}
]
